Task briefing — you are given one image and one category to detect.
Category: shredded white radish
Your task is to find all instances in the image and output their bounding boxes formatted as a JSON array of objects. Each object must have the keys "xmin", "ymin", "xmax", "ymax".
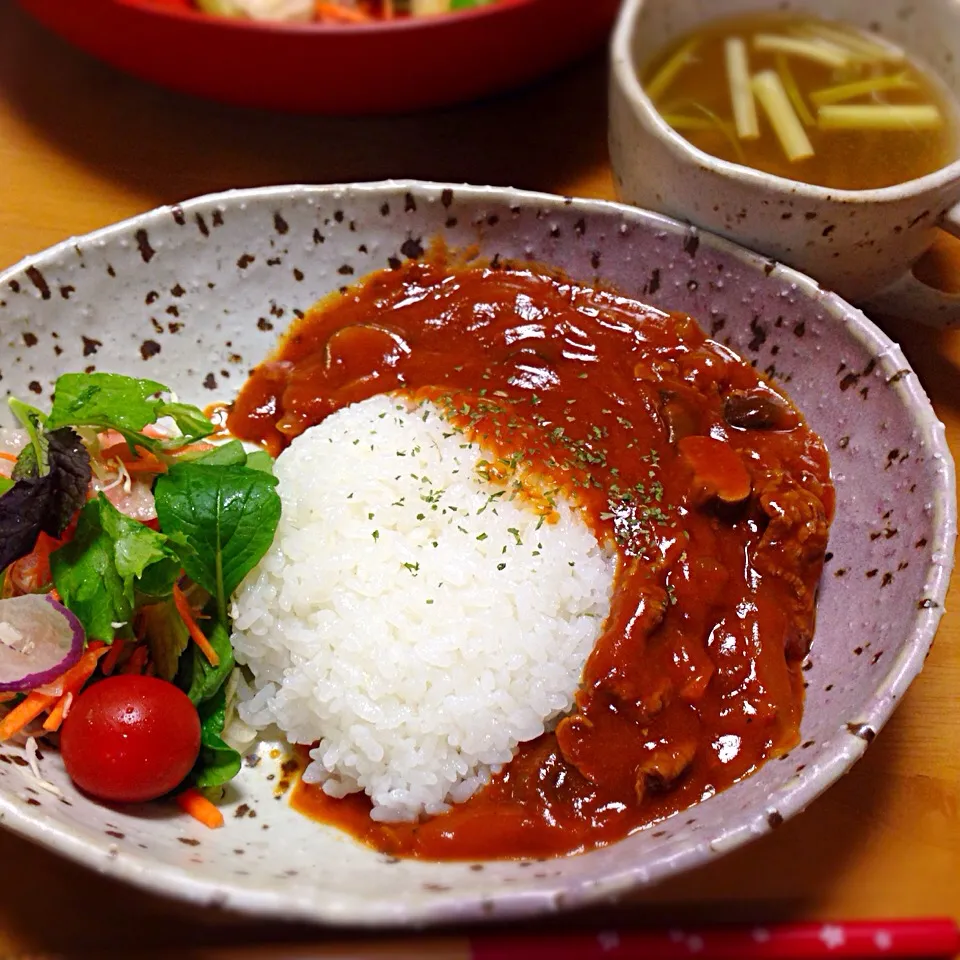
[
  {"xmin": 16, "ymin": 737, "xmax": 64, "ymax": 801},
  {"xmin": 33, "ymin": 778, "xmax": 64, "ymax": 799},
  {"xmin": 725, "ymin": 37, "xmax": 759, "ymax": 139},
  {"xmin": 60, "ymin": 692, "xmax": 74, "ymax": 721},
  {"xmin": 752, "ymin": 70, "xmax": 815, "ymax": 162},
  {"xmin": 25, "ymin": 736, "xmax": 41, "ymax": 780},
  {"xmin": 93, "ymin": 475, "xmax": 158, "ymax": 523}
]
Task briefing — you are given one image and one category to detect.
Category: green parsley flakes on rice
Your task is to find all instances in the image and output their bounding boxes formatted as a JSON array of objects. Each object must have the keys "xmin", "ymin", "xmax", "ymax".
[{"xmin": 231, "ymin": 394, "xmax": 615, "ymax": 823}]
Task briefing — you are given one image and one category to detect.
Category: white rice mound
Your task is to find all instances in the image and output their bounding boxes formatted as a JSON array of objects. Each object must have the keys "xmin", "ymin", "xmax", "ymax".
[{"xmin": 232, "ymin": 394, "xmax": 615, "ymax": 822}]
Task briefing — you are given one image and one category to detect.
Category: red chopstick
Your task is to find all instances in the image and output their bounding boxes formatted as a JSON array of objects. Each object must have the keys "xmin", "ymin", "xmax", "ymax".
[{"xmin": 469, "ymin": 917, "xmax": 960, "ymax": 960}]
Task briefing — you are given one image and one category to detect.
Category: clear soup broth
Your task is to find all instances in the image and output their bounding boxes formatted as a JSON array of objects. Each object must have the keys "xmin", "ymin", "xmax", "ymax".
[{"xmin": 640, "ymin": 12, "xmax": 958, "ymax": 190}]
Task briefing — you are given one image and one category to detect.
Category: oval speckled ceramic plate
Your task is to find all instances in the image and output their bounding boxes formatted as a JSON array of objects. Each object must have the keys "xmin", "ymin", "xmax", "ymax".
[{"xmin": 0, "ymin": 182, "xmax": 954, "ymax": 926}]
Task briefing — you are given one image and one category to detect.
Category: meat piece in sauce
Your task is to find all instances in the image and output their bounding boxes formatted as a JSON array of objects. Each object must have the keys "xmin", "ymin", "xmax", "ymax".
[
  {"xmin": 752, "ymin": 476, "xmax": 831, "ymax": 659},
  {"xmin": 635, "ymin": 728, "xmax": 700, "ymax": 800}
]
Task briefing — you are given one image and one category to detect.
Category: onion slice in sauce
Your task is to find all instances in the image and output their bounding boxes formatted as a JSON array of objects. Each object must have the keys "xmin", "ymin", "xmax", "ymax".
[{"xmin": 0, "ymin": 594, "xmax": 85, "ymax": 693}]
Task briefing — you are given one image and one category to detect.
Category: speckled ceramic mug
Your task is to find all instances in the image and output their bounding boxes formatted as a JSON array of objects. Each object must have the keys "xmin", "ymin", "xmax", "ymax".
[{"xmin": 609, "ymin": 0, "xmax": 960, "ymax": 326}]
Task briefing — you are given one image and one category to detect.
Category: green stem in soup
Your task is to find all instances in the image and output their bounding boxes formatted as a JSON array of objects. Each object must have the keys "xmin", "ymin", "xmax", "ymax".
[
  {"xmin": 775, "ymin": 53, "xmax": 816, "ymax": 126},
  {"xmin": 661, "ymin": 114, "xmax": 720, "ymax": 132},
  {"xmin": 725, "ymin": 37, "xmax": 760, "ymax": 139},
  {"xmin": 753, "ymin": 34, "xmax": 851, "ymax": 69},
  {"xmin": 646, "ymin": 38, "xmax": 700, "ymax": 102},
  {"xmin": 661, "ymin": 100, "xmax": 746, "ymax": 162},
  {"xmin": 752, "ymin": 69, "xmax": 815, "ymax": 162},
  {"xmin": 792, "ymin": 22, "xmax": 905, "ymax": 64},
  {"xmin": 817, "ymin": 103, "xmax": 943, "ymax": 131},
  {"xmin": 809, "ymin": 72, "xmax": 919, "ymax": 106}
]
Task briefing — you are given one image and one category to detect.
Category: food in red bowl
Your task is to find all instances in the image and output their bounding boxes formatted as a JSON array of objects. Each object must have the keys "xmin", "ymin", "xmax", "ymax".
[
  {"xmin": 16, "ymin": 0, "xmax": 619, "ymax": 113},
  {"xmin": 190, "ymin": 0, "xmax": 498, "ymax": 23}
]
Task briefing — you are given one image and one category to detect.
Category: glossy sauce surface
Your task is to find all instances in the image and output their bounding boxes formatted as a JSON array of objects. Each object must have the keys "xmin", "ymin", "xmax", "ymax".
[{"xmin": 229, "ymin": 260, "xmax": 833, "ymax": 859}]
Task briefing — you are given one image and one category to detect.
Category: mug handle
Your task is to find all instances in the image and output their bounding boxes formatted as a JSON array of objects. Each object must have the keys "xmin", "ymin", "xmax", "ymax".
[{"xmin": 858, "ymin": 205, "xmax": 960, "ymax": 328}]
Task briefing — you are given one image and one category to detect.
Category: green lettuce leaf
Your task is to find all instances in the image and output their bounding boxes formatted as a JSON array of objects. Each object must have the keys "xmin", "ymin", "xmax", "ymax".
[
  {"xmin": 154, "ymin": 462, "xmax": 280, "ymax": 622},
  {"xmin": 193, "ymin": 686, "xmax": 242, "ymax": 789},
  {"xmin": 47, "ymin": 373, "xmax": 166, "ymax": 435},
  {"xmin": 179, "ymin": 618, "xmax": 235, "ymax": 705},
  {"xmin": 185, "ymin": 440, "xmax": 248, "ymax": 467},
  {"xmin": 46, "ymin": 373, "xmax": 213, "ymax": 453},
  {"xmin": 9, "ymin": 398, "xmax": 49, "ymax": 479},
  {"xmin": 50, "ymin": 498, "xmax": 130, "ymax": 640},
  {"xmin": 245, "ymin": 450, "xmax": 274, "ymax": 474},
  {"xmin": 141, "ymin": 597, "xmax": 190, "ymax": 683},
  {"xmin": 185, "ymin": 440, "xmax": 274, "ymax": 475},
  {"xmin": 50, "ymin": 495, "xmax": 179, "ymax": 640},
  {"xmin": 155, "ymin": 401, "xmax": 218, "ymax": 447}
]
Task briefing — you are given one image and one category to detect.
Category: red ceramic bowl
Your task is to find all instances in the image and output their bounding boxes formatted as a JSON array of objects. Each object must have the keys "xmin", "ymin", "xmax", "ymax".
[{"xmin": 16, "ymin": 0, "xmax": 619, "ymax": 114}]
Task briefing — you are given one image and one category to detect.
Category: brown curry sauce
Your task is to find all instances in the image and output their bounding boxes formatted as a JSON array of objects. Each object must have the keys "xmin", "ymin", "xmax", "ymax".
[{"xmin": 228, "ymin": 258, "xmax": 833, "ymax": 860}]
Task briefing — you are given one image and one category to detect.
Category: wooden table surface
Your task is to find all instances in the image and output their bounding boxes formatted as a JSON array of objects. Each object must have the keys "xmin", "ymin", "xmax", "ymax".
[{"xmin": 1, "ymin": 2, "xmax": 958, "ymax": 956}]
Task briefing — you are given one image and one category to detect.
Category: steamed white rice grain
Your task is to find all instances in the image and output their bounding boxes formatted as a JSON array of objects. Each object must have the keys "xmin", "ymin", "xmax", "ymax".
[{"xmin": 232, "ymin": 394, "xmax": 615, "ymax": 822}]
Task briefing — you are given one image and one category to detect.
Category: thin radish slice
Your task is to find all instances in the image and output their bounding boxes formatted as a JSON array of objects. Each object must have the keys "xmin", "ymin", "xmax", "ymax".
[{"xmin": 0, "ymin": 594, "xmax": 85, "ymax": 693}]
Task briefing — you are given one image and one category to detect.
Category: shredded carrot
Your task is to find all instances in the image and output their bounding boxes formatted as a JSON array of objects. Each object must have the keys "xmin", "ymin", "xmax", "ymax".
[
  {"xmin": 168, "ymin": 441, "xmax": 216, "ymax": 456},
  {"xmin": 42, "ymin": 691, "xmax": 74, "ymax": 733},
  {"xmin": 122, "ymin": 457, "xmax": 168, "ymax": 475},
  {"xmin": 173, "ymin": 585, "xmax": 220, "ymax": 667},
  {"xmin": 0, "ymin": 644, "xmax": 108, "ymax": 741},
  {"xmin": 0, "ymin": 451, "xmax": 17, "ymax": 463},
  {"xmin": 103, "ymin": 427, "xmax": 214, "ymax": 459},
  {"xmin": 315, "ymin": 1, "xmax": 372, "ymax": 22},
  {"xmin": 176, "ymin": 788, "xmax": 224, "ymax": 829},
  {"xmin": 100, "ymin": 639, "xmax": 126, "ymax": 677},
  {"xmin": 99, "ymin": 441, "xmax": 151, "ymax": 461},
  {"xmin": 0, "ymin": 693, "xmax": 18, "ymax": 704},
  {"xmin": 121, "ymin": 644, "xmax": 149, "ymax": 675},
  {"xmin": 99, "ymin": 442, "xmax": 168, "ymax": 473},
  {"xmin": 0, "ymin": 692, "xmax": 56, "ymax": 741},
  {"xmin": 99, "ymin": 443, "xmax": 168, "ymax": 476}
]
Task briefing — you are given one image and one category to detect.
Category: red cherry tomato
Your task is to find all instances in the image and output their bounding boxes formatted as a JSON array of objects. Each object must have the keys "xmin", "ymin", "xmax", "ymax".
[{"xmin": 60, "ymin": 675, "xmax": 201, "ymax": 804}]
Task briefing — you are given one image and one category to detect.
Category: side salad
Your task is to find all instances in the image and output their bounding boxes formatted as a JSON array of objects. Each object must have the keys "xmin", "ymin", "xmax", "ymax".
[
  {"xmin": 152, "ymin": 0, "xmax": 499, "ymax": 25},
  {"xmin": 0, "ymin": 373, "xmax": 280, "ymax": 828}
]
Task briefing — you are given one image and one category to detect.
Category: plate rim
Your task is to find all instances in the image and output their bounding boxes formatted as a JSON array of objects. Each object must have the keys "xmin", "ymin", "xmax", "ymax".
[{"xmin": 0, "ymin": 180, "xmax": 954, "ymax": 926}]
